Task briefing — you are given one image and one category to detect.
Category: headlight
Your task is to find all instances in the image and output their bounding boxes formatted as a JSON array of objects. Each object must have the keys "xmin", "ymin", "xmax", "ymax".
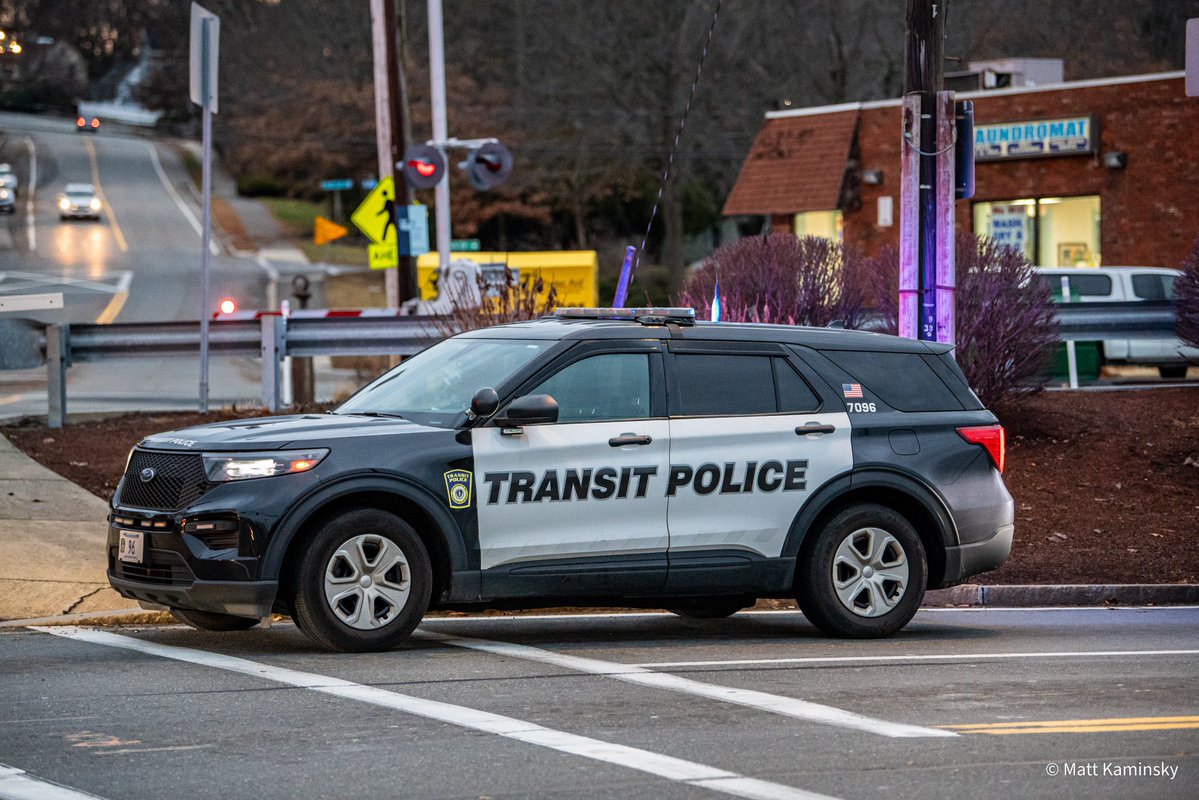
[
  {"xmin": 89, "ymin": 198, "xmax": 101, "ymax": 210},
  {"xmin": 58, "ymin": 198, "xmax": 70, "ymax": 210},
  {"xmin": 0, "ymin": 189, "xmax": 8, "ymax": 199},
  {"xmin": 202, "ymin": 449, "xmax": 329, "ymax": 482}
]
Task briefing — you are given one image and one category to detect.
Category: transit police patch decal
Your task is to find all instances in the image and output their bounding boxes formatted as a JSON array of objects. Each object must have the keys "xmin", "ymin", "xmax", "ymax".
[{"xmin": 444, "ymin": 469, "xmax": 473, "ymax": 509}]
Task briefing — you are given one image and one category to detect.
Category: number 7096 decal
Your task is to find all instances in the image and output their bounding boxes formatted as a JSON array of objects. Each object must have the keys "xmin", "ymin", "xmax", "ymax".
[{"xmin": 846, "ymin": 402, "xmax": 877, "ymax": 413}]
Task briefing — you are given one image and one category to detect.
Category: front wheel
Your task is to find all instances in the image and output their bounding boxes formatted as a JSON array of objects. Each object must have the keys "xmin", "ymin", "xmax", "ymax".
[
  {"xmin": 291, "ymin": 509, "xmax": 432, "ymax": 652},
  {"xmin": 796, "ymin": 504, "xmax": 926, "ymax": 638}
]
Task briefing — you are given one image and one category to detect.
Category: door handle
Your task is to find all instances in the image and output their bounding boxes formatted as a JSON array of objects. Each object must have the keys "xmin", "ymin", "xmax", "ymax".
[
  {"xmin": 795, "ymin": 423, "xmax": 836, "ymax": 436},
  {"xmin": 609, "ymin": 434, "xmax": 653, "ymax": 447}
]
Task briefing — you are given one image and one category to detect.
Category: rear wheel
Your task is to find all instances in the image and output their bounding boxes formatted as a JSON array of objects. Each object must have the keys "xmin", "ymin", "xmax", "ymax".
[
  {"xmin": 796, "ymin": 504, "xmax": 926, "ymax": 638},
  {"xmin": 170, "ymin": 608, "xmax": 259, "ymax": 631},
  {"xmin": 291, "ymin": 509, "xmax": 432, "ymax": 652}
]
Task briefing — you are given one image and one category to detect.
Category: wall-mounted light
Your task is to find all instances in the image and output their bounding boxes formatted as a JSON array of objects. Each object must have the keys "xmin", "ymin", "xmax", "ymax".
[
  {"xmin": 861, "ymin": 169, "xmax": 884, "ymax": 185},
  {"xmin": 1102, "ymin": 151, "xmax": 1127, "ymax": 169}
]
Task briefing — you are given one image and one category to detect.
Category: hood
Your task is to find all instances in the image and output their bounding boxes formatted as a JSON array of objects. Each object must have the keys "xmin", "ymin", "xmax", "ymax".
[{"xmin": 137, "ymin": 413, "xmax": 439, "ymax": 452}]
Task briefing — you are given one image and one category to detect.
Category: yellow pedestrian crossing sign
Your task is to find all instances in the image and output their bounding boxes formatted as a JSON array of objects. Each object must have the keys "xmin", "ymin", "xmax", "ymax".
[{"xmin": 351, "ymin": 176, "xmax": 399, "ymax": 246}]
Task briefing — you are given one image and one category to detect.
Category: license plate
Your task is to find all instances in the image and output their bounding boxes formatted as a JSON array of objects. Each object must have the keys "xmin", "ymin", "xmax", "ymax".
[{"xmin": 118, "ymin": 530, "xmax": 144, "ymax": 564}]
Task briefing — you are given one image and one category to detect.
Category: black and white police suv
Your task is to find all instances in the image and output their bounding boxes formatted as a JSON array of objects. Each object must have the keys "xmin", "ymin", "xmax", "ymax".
[{"xmin": 108, "ymin": 308, "xmax": 1013, "ymax": 651}]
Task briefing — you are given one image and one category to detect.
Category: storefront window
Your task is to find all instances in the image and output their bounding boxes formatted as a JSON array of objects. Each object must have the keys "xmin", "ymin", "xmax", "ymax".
[
  {"xmin": 972, "ymin": 196, "xmax": 1100, "ymax": 266},
  {"xmin": 793, "ymin": 210, "xmax": 843, "ymax": 241}
]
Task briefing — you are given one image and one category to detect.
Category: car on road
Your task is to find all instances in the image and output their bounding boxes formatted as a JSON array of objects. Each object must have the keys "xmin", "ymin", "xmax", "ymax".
[
  {"xmin": 106, "ymin": 308, "xmax": 1014, "ymax": 651},
  {"xmin": 1034, "ymin": 266, "xmax": 1198, "ymax": 378},
  {"xmin": 0, "ymin": 185, "xmax": 13, "ymax": 214},
  {"xmin": 58, "ymin": 183, "xmax": 101, "ymax": 221},
  {"xmin": 76, "ymin": 115, "xmax": 101, "ymax": 132},
  {"xmin": 0, "ymin": 162, "xmax": 18, "ymax": 195}
]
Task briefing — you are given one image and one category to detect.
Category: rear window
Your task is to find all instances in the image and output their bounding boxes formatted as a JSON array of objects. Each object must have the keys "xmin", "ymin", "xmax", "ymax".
[
  {"xmin": 818, "ymin": 350, "xmax": 964, "ymax": 412},
  {"xmin": 1131, "ymin": 273, "xmax": 1175, "ymax": 301}
]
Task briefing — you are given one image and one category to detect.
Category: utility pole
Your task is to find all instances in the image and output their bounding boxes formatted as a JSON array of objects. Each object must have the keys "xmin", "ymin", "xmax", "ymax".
[
  {"xmin": 899, "ymin": 0, "xmax": 954, "ymax": 344},
  {"xmin": 428, "ymin": 0, "xmax": 451, "ymax": 271},
  {"xmin": 370, "ymin": 0, "xmax": 416, "ymax": 306}
]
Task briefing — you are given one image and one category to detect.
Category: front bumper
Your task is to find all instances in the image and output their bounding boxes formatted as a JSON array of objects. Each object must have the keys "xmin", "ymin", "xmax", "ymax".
[
  {"xmin": 60, "ymin": 208, "xmax": 100, "ymax": 219},
  {"xmin": 106, "ymin": 509, "xmax": 278, "ymax": 618}
]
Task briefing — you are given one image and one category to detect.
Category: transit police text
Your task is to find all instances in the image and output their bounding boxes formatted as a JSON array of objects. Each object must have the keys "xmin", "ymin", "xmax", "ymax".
[{"xmin": 482, "ymin": 460, "xmax": 808, "ymax": 504}]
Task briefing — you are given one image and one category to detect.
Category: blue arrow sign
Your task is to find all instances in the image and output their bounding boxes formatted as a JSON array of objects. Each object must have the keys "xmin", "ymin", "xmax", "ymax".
[{"xmin": 320, "ymin": 179, "xmax": 354, "ymax": 191}]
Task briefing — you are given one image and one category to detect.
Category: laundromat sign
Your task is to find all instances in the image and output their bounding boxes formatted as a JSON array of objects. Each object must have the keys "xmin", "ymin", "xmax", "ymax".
[{"xmin": 974, "ymin": 116, "xmax": 1096, "ymax": 161}]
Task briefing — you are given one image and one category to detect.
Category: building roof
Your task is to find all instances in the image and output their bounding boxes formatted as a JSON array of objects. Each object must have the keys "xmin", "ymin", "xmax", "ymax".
[{"xmin": 721, "ymin": 110, "xmax": 857, "ymax": 217}]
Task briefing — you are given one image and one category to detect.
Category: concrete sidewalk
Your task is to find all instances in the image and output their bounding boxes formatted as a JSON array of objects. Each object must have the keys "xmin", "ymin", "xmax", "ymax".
[{"xmin": 0, "ymin": 433, "xmax": 129, "ymax": 620}]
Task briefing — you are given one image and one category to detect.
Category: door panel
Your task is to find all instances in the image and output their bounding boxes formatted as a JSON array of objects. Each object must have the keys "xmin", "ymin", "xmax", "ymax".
[
  {"xmin": 473, "ymin": 420, "xmax": 670, "ymax": 580},
  {"xmin": 665, "ymin": 412, "xmax": 852, "ymax": 563}
]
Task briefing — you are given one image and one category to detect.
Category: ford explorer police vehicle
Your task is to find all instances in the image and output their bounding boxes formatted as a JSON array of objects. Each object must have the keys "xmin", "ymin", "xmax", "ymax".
[{"xmin": 108, "ymin": 308, "xmax": 1013, "ymax": 652}]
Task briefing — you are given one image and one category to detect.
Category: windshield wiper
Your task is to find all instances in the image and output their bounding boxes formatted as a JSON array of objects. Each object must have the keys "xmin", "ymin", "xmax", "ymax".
[{"xmin": 337, "ymin": 411, "xmax": 406, "ymax": 419}]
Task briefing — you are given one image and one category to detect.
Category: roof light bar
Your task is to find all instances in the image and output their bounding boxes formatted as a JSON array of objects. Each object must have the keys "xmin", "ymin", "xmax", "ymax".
[{"xmin": 554, "ymin": 307, "xmax": 697, "ymax": 325}]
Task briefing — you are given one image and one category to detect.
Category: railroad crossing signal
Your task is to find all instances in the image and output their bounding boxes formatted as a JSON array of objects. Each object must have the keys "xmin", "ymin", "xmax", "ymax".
[
  {"xmin": 401, "ymin": 145, "xmax": 447, "ymax": 189},
  {"xmin": 463, "ymin": 141, "xmax": 513, "ymax": 190}
]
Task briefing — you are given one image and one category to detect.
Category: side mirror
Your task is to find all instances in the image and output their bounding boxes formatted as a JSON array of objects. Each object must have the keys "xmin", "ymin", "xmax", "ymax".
[
  {"xmin": 470, "ymin": 387, "xmax": 499, "ymax": 419},
  {"xmin": 497, "ymin": 394, "xmax": 559, "ymax": 428}
]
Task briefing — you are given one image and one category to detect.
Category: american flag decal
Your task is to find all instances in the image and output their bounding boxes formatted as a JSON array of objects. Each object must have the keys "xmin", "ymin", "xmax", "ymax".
[{"xmin": 842, "ymin": 383, "xmax": 863, "ymax": 398}]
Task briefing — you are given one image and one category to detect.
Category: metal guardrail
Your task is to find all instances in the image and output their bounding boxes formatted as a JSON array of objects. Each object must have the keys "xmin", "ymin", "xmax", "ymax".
[{"xmin": 5, "ymin": 302, "xmax": 1185, "ymax": 428}]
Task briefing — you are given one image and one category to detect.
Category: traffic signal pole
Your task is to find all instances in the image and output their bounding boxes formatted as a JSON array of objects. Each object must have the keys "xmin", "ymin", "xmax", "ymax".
[
  {"xmin": 428, "ymin": 0, "xmax": 451, "ymax": 271},
  {"xmin": 899, "ymin": 0, "xmax": 955, "ymax": 344}
]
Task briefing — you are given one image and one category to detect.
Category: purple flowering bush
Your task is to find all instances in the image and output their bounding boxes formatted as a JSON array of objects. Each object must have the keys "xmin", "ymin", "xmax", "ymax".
[
  {"xmin": 675, "ymin": 234, "xmax": 870, "ymax": 328},
  {"xmin": 1177, "ymin": 235, "xmax": 1199, "ymax": 349},
  {"xmin": 867, "ymin": 232, "xmax": 1057, "ymax": 408}
]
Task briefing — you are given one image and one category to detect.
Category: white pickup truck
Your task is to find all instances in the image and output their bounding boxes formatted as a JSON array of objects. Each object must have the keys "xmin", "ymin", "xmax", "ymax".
[{"xmin": 1034, "ymin": 266, "xmax": 1197, "ymax": 378}]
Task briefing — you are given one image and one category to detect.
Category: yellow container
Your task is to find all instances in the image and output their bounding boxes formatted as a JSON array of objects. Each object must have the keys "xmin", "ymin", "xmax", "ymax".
[{"xmin": 416, "ymin": 251, "xmax": 598, "ymax": 308}]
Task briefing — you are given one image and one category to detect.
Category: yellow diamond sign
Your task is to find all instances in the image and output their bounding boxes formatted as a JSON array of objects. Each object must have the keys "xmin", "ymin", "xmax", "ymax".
[{"xmin": 351, "ymin": 176, "xmax": 399, "ymax": 246}]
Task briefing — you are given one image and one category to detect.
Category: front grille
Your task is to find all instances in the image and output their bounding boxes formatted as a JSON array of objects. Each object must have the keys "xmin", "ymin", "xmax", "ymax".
[
  {"xmin": 119, "ymin": 450, "xmax": 213, "ymax": 511},
  {"xmin": 110, "ymin": 548, "xmax": 194, "ymax": 586}
]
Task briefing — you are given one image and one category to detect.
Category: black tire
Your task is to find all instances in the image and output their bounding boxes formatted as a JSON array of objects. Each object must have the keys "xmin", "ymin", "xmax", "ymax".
[
  {"xmin": 667, "ymin": 599, "xmax": 749, "ymax": 619},
  {"xmin": 170, "ymin": 608, "xmax": 259, "ymax": 631},
  {"xmin": 290, "ymin": 508, "xmax": 432, "ymax": 652},
  {"xmin": 1159, "ymin": 365, "xmax": 1188, "ymax": 379},
  {"xmin": 796, "ymin": 503, "xmax": 926, "ymax": 638}
]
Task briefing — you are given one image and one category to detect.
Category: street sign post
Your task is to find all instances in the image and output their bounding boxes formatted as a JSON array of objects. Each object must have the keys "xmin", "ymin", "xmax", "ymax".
[
  {"xmin": 320, "ymin": 179, "xmax": 354, "ymax": 191},
  {"xmin": 190, "ymin": 2, "xmax": 219, "ymax": 412}
]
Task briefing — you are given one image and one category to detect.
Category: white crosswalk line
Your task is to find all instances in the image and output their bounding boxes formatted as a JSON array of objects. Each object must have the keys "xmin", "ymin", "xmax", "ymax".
[
  {"xmin": 0, "ymin": 763, "xmax": 108, "ymax": 800},
  {"xmin": 417, "ymin": 630, "xmax": 955, "ymax": 738},
  {"xmin": 33, "ymin": 626, "xmax": 840, "ymax": 800}
]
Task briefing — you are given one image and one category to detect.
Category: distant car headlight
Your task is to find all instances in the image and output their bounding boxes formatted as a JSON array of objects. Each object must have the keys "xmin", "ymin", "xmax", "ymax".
[
  {"xmin": 0, "ymin": 189, "xmax": 8, "ymax": 200},
  {"xmin": 89, "ymin": 198, "xmax": 101, "ymax": 210},
  {"xmin": 202, "ymin": 449, "xmax": 329, "ymax": 482},
  {"xmin": 58, "ymin": 198, "xmax": 70, "ymax": 210}
]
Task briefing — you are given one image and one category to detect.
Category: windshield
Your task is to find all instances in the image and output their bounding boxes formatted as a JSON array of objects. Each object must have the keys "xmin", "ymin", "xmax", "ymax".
[{"xmin": 336, "ymin": 337, "xmax": 553, "ymax": 428}]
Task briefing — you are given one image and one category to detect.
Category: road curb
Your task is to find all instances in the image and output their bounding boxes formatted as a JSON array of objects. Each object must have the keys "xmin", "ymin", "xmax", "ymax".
[{"xmin": 923, "ymin": 583, "xmax": 1199, "ymax": 607}]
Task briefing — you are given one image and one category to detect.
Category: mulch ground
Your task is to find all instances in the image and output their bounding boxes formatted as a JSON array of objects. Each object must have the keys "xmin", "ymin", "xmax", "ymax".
[{"xmin": 5, "ymin": 388, "xmax": 1198, "ymax": 586}]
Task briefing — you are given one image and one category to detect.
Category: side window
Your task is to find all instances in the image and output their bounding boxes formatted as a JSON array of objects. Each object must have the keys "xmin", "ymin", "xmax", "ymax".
[
  {"xmin": 674, "ymin": 354, "xmax": 775, "ymax": 416},
  {"xmin": 531, "ymin": 353, "xmax": 650, "ymax": 423},
  {"xmin": 1131, "ymin": 273, "xmax": 1174, "ymax": 301},
  {"xmin": 775, "ymin": 359, "xmax": 821, "ymax": 412},
  {"xmin": 819, "ymin": 350, "xmax": 964, "ymax": 412},
  {"xmin": 1067, "ymin": 273, "xmax": 1113, "ymax": 298}
]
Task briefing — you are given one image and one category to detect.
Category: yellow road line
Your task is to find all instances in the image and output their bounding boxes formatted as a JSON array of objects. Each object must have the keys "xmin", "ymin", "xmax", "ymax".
[
  {"xmin": 94, "ymin": 291, "xmax": 128, "ymax": 324},
  {"xmin": 84, "ymin": 138, "xmax": 128, "ymax": 252},
  {"xmin": 941, "ymin": 715, "xmax": 1199, "ymax": 735}
]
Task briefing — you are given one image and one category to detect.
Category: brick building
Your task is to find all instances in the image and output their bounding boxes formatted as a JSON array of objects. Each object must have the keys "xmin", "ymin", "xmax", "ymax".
[{"xmin": 723, "ymin": 72, "xmax": 1199, "ymax": 269}]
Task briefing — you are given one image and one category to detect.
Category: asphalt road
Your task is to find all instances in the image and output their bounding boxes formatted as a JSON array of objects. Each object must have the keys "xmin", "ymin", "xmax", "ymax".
[
  {"xmin": 1, "ymin": 607, "xmax": 1196, "ymax": 799},
  {"xmin": 0, "ymin": 110, "xmax": 269, "ymax": 418}
]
